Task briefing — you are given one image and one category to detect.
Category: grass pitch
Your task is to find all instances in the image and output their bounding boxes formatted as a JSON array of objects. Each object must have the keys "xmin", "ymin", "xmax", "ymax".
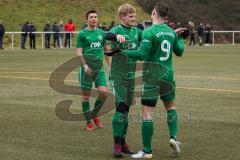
[{"xmin": 0, "ymin": 45, "xmax": 240, "ymax": 160}]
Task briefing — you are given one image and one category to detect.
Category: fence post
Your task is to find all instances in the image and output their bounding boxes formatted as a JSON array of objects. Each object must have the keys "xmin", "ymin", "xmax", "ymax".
[
  {"xmin": 232, "ymin": 32, "xmax": 235, "ymax": 45},
  {"xmin": 42, "ymin": 33, "xmax": 44, "ymax": 49},
  {"xmin": 11, "ymin": 33, "xmax": 14, "ymax": 49}
]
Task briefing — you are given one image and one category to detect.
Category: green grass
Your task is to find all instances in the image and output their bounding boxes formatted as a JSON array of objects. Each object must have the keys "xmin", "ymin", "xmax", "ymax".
[{"xmin": 0, "ymin": 46, "xmax": 240, "ymax": 160}]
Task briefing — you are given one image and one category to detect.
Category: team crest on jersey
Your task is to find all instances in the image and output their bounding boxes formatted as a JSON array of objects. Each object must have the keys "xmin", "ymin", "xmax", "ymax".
[
  {"xmin": 98, "ymin": 35, "xmax": 103, "ymax": 41},
  {"xmin": 128, "ymin": 42, "xmax": 137, "ymax": 49}
]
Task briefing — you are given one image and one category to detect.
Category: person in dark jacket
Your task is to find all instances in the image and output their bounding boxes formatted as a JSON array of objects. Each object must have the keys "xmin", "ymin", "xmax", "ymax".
[
  {"xmin": 29, "ymin": 22, "xmax": 37, "ymax": 49},
  {"xmin": 43, "ymin": 21, "xmax": 51, "ymax": 49},
  {"xmin": 205, "ymin": 24, "xmax": 212, "ymax": 46},
  {"xmin": 21, "ymin": 21, "xmax": 30, "ymax": 49},
  {"xmin": 197, "ymin": 23, "xmax": 204, "ymax": 46},
  {"xmin": 0, "ymin": 20, "xmax": 5, "ymax": 49},
  {"xmin": 52, "ymin": 22, "xmax": 60, "ymax": 48}
]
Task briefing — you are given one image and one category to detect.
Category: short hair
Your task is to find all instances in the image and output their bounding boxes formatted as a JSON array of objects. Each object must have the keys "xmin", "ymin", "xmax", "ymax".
[
  {"xmin": 86, "ymin": 10, "xmax": 97, "ymax": 19},
  {"xmin": 154, "ymin": 2, "xmax": 170, "ymax": 18},
  {"xmin": 118, "ymin": 3, "xmax": 136, "ymax": 17}
]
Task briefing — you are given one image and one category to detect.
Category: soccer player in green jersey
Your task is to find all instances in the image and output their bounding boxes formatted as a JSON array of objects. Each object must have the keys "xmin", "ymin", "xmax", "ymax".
[
  {"xmin": 76, "ymin": 10, "xmax": 125, "ymax": 131},
  {"xmin": 121, "ymin": 2, "xmax": 186, "ymax": 159},
  {"xmin": 107, "ymin": 3, "xmax": 142, "ymax": 158}
]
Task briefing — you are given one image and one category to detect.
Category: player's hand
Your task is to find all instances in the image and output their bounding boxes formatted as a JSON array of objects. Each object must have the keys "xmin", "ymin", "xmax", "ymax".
[
  {"xmin": 175, "ymin": 28, "xmax": 189, "ymax": 39},
  {"xmin": 116, "ymin": 34, "xmax": 126, "ymax": 43},
  {"xmin": 83, "ymin": 64, "xmax": 93, "ymax": 76},
  {"xmin": 104, "ymin": 41, "xmax": 122, "ymax": 56},
  {"xmin": 175, "ymin": 28, "xmax": 187, "ymax": 34}
]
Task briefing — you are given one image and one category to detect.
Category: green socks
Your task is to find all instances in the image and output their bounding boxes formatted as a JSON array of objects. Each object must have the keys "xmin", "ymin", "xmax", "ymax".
[
  {"xmin": 112, "ymin": 112, "xmax": 124, "ymax": 137},
  {"xmin": 140, "ymin": 110, "xmax": 178, "ymax": 153},
  {"xmin": 82, "ymin": 97, "xmax": 106, "ymax": 124},
  {"xmin": 142, "ymin": 120, "xmax": 153, "ymax": 153},
  {"xmin": 112, "ymin": 111, "xmax": 129, "ymax": 145},
  {"xmin": 167, "ymin": 109, "xmax": 178, "ymax": 140},
  {"xmin": 91, "ymin": 98, "xmax": 105, "ymax": 118},
  {"xmin": 122, "ymin": 114, "xmax": 128, "ymax": 138},
  {"xmin": 82, "ymin": 101, "xmax": 91, "ymax": 124}
]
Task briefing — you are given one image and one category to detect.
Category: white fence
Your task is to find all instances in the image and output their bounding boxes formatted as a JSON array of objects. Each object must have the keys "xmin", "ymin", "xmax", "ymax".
[
  {"xmin": 3, "ymin": 31, "xmax": 240, "ymax": 49},
  {"xmin": 212, "ymin": 31, "xmax": 240, "ymax": 45},
  {"xmin": 4, "ymin": 31, "xmax": 79, "ymax": 49}
]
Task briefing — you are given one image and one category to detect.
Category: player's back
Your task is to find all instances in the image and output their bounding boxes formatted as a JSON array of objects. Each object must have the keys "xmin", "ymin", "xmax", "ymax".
[{"xmin": 143, "ymin": 24, "xmax": 178, "ymax": 80}]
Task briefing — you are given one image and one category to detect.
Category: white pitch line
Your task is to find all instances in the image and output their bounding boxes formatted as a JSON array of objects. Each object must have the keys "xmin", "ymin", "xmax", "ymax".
[
  {"xmin": 176, "ymin": 75, "xmax": 240, "ymax": 81},
  {"xmin": 177, "ymin": 86, "xmax": 240, "ymax": 93},
  {"xmin": 0, "ymin": 71, "xmax": 239, "ymax": 81}
]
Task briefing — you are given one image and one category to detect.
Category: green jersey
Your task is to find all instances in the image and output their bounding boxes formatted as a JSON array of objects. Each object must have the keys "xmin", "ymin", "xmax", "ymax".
[
  {"xmin": 123, "ymin": 23, "xmax": 184, "ymax": 80},
  {"xmin": 76, "ymin": 28, "xmax": 106, "ymax": 71},
  {"xmin": 110, "ymin": 25, "xmax": 142, "ymax": 79}
]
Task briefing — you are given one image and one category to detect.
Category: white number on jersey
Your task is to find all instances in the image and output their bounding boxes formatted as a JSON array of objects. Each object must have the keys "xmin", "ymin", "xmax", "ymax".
[{"xmin": 160, "ymin": 40, "xmax": 170, "ymax": 61}]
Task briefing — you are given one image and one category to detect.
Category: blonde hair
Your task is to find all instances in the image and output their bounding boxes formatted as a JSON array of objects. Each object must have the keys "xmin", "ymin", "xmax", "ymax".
[{"xmin": 118, "ymin": 3, "xmax": 136, "ymax": 17}]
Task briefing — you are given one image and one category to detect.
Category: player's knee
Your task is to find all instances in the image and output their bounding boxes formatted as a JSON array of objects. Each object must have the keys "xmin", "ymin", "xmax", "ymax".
[
  {"xmin": 82, "ymin": 97, "xmax": 89, "ymax": 101},
  {"xmin": 141, "ymin": 99, "xmax": 157, "ymax": 107},
  {"xmin": 116, "ymin": 102, "xmax": 130, "ymax": 114},
  {"xmin": 143, "ymin": 112, "xmax": 154, "ymax": 121},
  {"xmin": 163, "ymin": 101, "xmax": 176, "ymax": 110}
]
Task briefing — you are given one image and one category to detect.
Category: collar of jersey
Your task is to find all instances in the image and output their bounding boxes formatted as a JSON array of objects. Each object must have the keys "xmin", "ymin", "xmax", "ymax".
[
  {"xmin": 84, "ymin": 27, "xmax": 98, "ymax": 32},
  {"xmin": 120, "ymin": 24, "xmax": 131, "ymax": 30},
  {"xmin": 154, "ymin": 23, "xmax": 166, "ymax": 27}
]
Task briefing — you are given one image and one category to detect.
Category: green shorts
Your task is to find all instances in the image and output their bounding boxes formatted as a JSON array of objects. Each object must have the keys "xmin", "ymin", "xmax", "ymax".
[
  {"xmin": 141, "ymin": 72, "xmax": 176, "ymax": 107},
  {"xmin": 79, "ymin": 66, "xmax": 107, "ymax": 90},
  {"xmin": 110, "ymin": 78, "xmax": 135, "ymax": 106}
]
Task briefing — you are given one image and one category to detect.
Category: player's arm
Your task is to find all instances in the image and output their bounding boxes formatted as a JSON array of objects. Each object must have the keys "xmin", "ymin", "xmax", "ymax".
[
  {"xmin": 76, "ymin": 32, "xmax": 93, "ymax": 76},
  {"xmin": 76, "ymin": 48, "xmax": 93, "ymax": 76},
  {"xmin": 122, "ymin": 30, "xmax": 152, "ymax": 61},
  {"xmin": 173, "ymin": 37, "xmax": 184, "ymax": 57},
  {"xmin": 105, "ymin": 32, "xmax": 125, "ymax": 43},
  {"xmin": 173, "ymin": 28, "xmax": 186, "ymax": 57}
]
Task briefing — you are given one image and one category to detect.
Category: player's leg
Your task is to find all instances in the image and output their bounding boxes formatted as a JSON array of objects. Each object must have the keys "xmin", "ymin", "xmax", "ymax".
[
  {"xmin": 111, "ymin": 79, "xmax": 131, "ymax": 157},
  {"xmin": 91, "ymin": 69, "xmax": 108, "ymax": 128},
  {"xmin": 121, "ymin": 80, "xmax": 135, "ymax": 154},
  {"xmin": 131, "ymin": 82, "xmax": 158, "ymax": 159},
  {"xmin": 79, "ymin": 67, "xmax": 94, "ymax": 131},
  {"xmin": 82, "ymin": 89, "xmax": 94, "ymax": 131},
  {"xmin": 161, "ymin": 80, "xmax": 182, "ymax": 155},
  {"xmin": 131, "ymin": 102, "xmax": 155, "ymax": 159}
]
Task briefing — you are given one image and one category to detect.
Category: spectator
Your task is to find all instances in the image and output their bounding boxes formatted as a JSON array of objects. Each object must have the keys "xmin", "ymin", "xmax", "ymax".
[
  {"xmin": 21, "ymin": 21, "xmax": 29, "ymax": 49},
  {"xmin": 64, "ymin": 19, "xmax": 75, "ymax": 48},
  {"xmin": 205, "ymin": 24, "xmax": 212, "ymax": 46},
  {"xmin": 43, "ymin": 21, "xmax": 51, "ymax": 49},
  {"xmin": 52, "ymin": 22, "xmax": 60, "ymax": 49},
  {"xmin": 188, "ymin": 21, "xmax": 195, "ymax": 47},
  {"xmin": 197, "ymin": 23, "xmax": 204, "ymax": 46},
  {"xmin": 58, "ymin": 20, "xmax": 64, "ymax": 48},
  {"xmin": 0, "ymin": 20, "xmax": 5, "ymax": 49},
  {"xmin": 29, "ymin": 22, "xmax": 37, "ymax": 49}
]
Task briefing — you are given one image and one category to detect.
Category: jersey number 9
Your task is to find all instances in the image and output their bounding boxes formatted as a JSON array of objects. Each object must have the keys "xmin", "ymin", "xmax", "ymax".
[{"xmin": 160, "ymin": 40, "xmax": 170, "ymax": 61}]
